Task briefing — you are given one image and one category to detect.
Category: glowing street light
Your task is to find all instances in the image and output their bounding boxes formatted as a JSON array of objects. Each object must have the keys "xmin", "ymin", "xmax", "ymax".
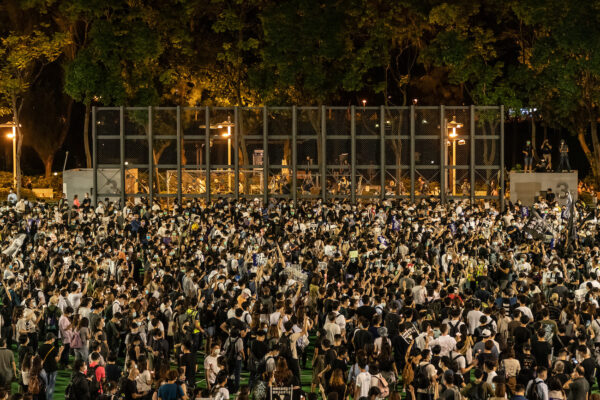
[
  {"xmin": 1, "ymin": 121, "xmax": 18, "ymax": 190},
  {"xmin": 200, "ymin": 116, "xmax": 235, "ymax": 192},
  {"xmin": 446, "ymin": 116, "xmax": 464, "ymax": 196},
  {"xmin": 362, "ymin": 99, "xmax": 367, "ymax": 108}
]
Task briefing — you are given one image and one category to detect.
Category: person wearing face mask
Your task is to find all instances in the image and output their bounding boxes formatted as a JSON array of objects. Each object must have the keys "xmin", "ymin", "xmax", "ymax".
[
  {"xmin": 70, "ymin": 358, "xmax": 91, "ymax": 400},
  {"xmin": 203, "ymin": 343, "xmax": 221, "ymax": 390}
]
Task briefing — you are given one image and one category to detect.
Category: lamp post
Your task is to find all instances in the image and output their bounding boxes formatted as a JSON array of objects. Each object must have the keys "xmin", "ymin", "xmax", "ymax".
[
  {"xmin": 1, "ymin": 122, "xmax": 18, "ymax": 190},
  {"xmin": 221, "ymin": 120, "xmax": 232, "ymax": 191},
  {"xmin": 200, "ymin": 116, "xmax": 235, "ymax": 193},
  {"xmin": 446, "ymin": 116, "xmax": 464, "ymax": 196}
]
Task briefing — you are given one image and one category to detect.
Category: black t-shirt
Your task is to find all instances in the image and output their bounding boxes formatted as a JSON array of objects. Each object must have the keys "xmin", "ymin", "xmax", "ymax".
[
  {"xmin": 226, "ymin": 317, "xmax": 246, "ymax": 332},
  {"xmin": 531, "ymin": 340, "xmax": 551, "ymax": 368},
  {"xmin": 580, "ymin": 357, "xmax": 596, "ymax": 382},
  {"xmin": 356, "ymin": 305, "xmax": 376, "ymax": 321},
  {"xmin": 38, "ymin": 343, "xmax": 59, "ymax": 373},
  {"xmin": 251, "ymin": 340, "xmax": 269, "ymax": 360},
  {"xmin": 105, "ymin": 363, "xmax": 122, "ymax": 383},
  {"xmin": 513, "ymin": 326, "xmax": 532, "ymax": 352},
  {"xmin": 179, "ymin": 352, "xmax": 196, "ymax": 382},
  {"xmin": 122, "ymin": 378, "xmax": 138, "ymax": 400}
]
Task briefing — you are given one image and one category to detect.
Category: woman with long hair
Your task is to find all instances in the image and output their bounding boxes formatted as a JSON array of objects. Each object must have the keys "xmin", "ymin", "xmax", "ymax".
[
  {"xmin": 21, "ymin": 353, "xmax": 33, "ymax": 393},
  {"xmin": 378, "ymin": 341, "xmax": 398, "ymax": 393},
  {"xmin": 272, "ymin": 357, "xmax": 298, "ymax": 388},
  {"xmin": 326, "ymin": 369, "xmax": 346, "ymax": 400},
  {"xmin": 28, "ymin": 355, "xmax": 47, "ymax": 400}
]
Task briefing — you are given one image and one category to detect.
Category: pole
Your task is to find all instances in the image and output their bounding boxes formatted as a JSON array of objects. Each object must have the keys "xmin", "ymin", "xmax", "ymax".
[
  {"xmin": 351, "ymin": 106, "xmax": 356, "ymax": 204},
  {"xmin": 62, "ymin": 151, "xmax": 69, "ymax": 173},
  {"xmin": 321, "ymin": 106, "xmax": 327, "ymax": 202},
  {"xmin": 500, "ymin": 105, "xmax": 505, "ymax": 211},
  {"xmin": 11, "ymin": 127, "xmax": 16, "ymax": 189},
  {"xmin": 440, "ymin": 106, "xmax": 446, "ymax": 204},
  {"xmin": 380, "ymin": 105, "xmax": 385, "ymax": 200},
  {"xmin": 292, "ymin": 106, "xmax": 297, "ymax": 205},
  {"xmin": 119, "ymin": 106, "xmax": 125, "ymax": 208},
  {"xmin": 452, "ymin": 140, "xmax": 456, "ymax": 196},
  {"xmin": 263, "ymin": 106, "xmax": 268, "ymax": 204},
  {"xmin": 228, "ymin": 134, "xmax": 232, "ymax": 192},
  {"xmin": 176, "ymin": 106, "xmax": 182, "ymax": 205},
  {"xmin": 234, "ymin": 107, "xmax": 239, "ymax": 201},
  {"xmin": 92, "ymin": 106, "xmax": 97, "ymax": 205},
  {"xmin": 470, "ymin": 105, "xmax": 475, "ymax": 204},
  {"xmin": 410, "ymin": 105, "xmax": 415, "ymax": 203},
  {"xmin": 148, "ymin": 106, "xmax": 153, "ymax": 206},
  {"xmin": 205, "ymin": 107, "xmax": 211, "ymax": 203}
]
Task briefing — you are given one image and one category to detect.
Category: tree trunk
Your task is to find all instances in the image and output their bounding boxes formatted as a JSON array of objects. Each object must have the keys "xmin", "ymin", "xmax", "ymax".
[
  {"xmin": 577, "ymin": 129, "xmax": 596, "ymax": 182},
  {"xmin": 83, "ymin": 103, "xmax": 92, "ymax": 168},
  {"xmin": 590, "ymin": 119, "xmax": 600, "ymax": 181},
  {"xmin": 531, "ymin": 117, "xmax": 537, "ymax": 161},
  {"xmin": 12, "ymin": 97, "xmax": 21, "ymax": 200},
  {"xmin": 44, "ymin": 154, "xmax": 54, "ymax": 179}
]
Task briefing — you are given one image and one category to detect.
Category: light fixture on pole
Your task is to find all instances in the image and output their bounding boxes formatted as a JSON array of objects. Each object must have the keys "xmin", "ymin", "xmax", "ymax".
[
  {"xmin": 446, "ymin": 116, "xmax": 464, "ymax": 196},
  {"xmin": 1, "ymin": 121, "xmax": 18, "ymax": 190},
  {"xmin": 200, "ymin": 116, "xmax": 235, "ymax": 193}
]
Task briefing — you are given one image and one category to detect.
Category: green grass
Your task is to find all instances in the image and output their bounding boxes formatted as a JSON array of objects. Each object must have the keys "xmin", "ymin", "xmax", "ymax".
[{"xmin": 8, "ymin": 341, "xmax": 318, "ymax": 400}]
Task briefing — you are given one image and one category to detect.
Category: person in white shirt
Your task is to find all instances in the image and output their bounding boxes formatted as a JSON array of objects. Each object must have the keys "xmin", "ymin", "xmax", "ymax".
[
  {"xmin": 354, "ymin": 359, "xmax": 372, "ymax": 400},
  {"xmin": 466, "ymin": 302, "xmax": 484, "ymax": 335},
  {"xmin": 323, "ymin": 312, "xmax": 341, "ymax": 344},
  {"xmin": 428, "ymin": 324, "xmax": 457, "ymax": 357}
]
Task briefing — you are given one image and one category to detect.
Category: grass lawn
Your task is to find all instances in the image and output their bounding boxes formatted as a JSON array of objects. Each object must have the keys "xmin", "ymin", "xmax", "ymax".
[{"xmin": 8, "ymin": 341, "xmax": 318, "ymax": 400}]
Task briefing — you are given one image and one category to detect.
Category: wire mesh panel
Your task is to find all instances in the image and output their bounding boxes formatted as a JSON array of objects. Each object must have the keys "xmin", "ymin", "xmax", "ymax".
[
  {"xmin": 414, "ymin": 108, "xmax": 441, "ymax": 197},
  {"xmin": 475, "ymin": 108, "xmax": 502, "ymax": 199},
  {"xmin": 92, "ymin": 105, "xmax": 503, "ymax": 206},
  {"xmin": 384, "ymin": 108, "xmax": 410, "ymax": 198}
]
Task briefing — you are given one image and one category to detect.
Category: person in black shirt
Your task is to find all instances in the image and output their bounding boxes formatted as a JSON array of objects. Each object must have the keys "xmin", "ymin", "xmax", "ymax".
[
  {"xmin": 513, "ymin": 315, "xmax": 532, "ymax": 354},
  {"xmin": 541, "ymin": 139, "xmax": 552, "ymax": 170},
  {"xmin": 523, "ymin": 141, "xmax": 533, "ymax": 173},
  {"xmin": 353, "ymin": 318, "xmax": 374, "ymax": 352},
  {"xmin": 531, "ymin": 329, "xmax": 552, "ymax": 369},
  {"xmin": 38, "ymin": 333, "xmax": 64, "ymax": 400},
  {"xmin": 576, "ymin": 345, "xmax": 596, "ymax": 388},
  {"xmin": 517, "ymin": 344, "xmax": 537, "ymax": 386},
  {"xmin": 178, "ymin": 340, "xmax": 196, "ymax": 388},
  {"xmin": 104, "ymin": 352, "xmax": 122, "ymax": 383},
  {"xmin": 70, "ymin": 358, "xmax": 91, "ymax": 400}
]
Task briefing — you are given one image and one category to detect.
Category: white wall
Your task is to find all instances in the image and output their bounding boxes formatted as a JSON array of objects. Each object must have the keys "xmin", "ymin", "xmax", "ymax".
[{"xmin": 509, "ymin": 171, "xmax": 578, "ymax": 206}]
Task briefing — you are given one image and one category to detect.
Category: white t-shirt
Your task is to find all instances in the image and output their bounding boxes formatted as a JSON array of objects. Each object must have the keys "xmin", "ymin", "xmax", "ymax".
[{"xmin": 356, "ymin": 371, "xmax": 372, "ymax": 398}]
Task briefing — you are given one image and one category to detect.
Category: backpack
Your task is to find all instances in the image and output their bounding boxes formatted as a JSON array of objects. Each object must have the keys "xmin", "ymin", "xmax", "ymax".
[
  {"xmin": 224, "ymin": 337, "xmax": 240, "ymax": 366},
  {"xmin": 70, "ymin": 331, "xmax": 83, "ymax": 349},
  {"xmin": 448, "ymin": 320, "xmax": 462, "ymax": 338},
  {"xmin": 278, "ymin": 333, "xmax": 293, "ymax": 359},
  {"xmin": 87, "ymin": 364, "xmax": 101, "ymax": 399},
  {"xmin": 527, "ymin": 380, "xmax": 543, "ymax": 400},
  {"xmin": 374, "ymin": 375, "xmax": 390, "ymax": 398},
  {"xmin": 414, "ymin": 364, "xmax": 431, "ymax": 390},
  {"xmin": 65, "ymin": 382, "xmax": 74, "ymax": 400},
  {"xmin": 44, "ymin": 307, "xmax": 61, "ymax": 334},
  {"xmin": 402, "ymin": 362, "xmax": 415, "ymax": 387},
  {"xmin": 468, "ymin": 383, "xmax": 485, "ymax": 400}
]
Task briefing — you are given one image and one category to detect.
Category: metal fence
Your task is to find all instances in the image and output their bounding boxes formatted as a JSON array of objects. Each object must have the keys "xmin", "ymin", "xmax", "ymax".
[{"xmin": 93, "ymin": 105, "xmax": 504, "ymax": 207}]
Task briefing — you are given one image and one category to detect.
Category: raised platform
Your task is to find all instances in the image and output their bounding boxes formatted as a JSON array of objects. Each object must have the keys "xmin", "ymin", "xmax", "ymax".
[{"xmin": 509, "ymin": 171, "xmax": 577, "ymax": 206}]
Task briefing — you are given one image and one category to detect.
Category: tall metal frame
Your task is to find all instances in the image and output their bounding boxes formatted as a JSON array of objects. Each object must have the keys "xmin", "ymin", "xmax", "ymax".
[{"xmin": 92, "ymin": 105, "xmax": 504, "ymax": 208}]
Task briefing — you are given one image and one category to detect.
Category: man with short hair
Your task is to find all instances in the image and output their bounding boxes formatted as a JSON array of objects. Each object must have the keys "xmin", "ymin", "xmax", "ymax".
[
  {"xmin": 0, "ymin": 338, "xmax": 16, "ymax": 390},
  {"xmin": 564, "ymin": 365, "xmax": 589, "ymax": 400},
  {"xmin": 38, "ymin": 333, "xmax": 64, "ymax": 400},
  {"xmin": 526, "ymin": 366, "xmax": 549, "ymax": 400}
]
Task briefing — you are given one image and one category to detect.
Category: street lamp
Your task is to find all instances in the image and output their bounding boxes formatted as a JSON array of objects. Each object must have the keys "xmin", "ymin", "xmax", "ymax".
[
  {"xmin": 200, "ymin": 116, "xmax": 235, "ymax": 192},
  {"xmin": 1, "ymin": 122, "xmax": 18, "ymax": 190},
  {"xmin": 446, "ymin": 116, "xmax": 464, "ymax": 196}
]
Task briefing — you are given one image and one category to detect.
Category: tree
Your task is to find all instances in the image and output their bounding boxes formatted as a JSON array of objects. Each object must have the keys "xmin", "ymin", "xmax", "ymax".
[
  {"xmin": 513, "ymin": 0, "xmax": 600, "ymax": 183},
  {"xmin": 0, "ymin": 30, "xmax": 70, "ymax": 195}
]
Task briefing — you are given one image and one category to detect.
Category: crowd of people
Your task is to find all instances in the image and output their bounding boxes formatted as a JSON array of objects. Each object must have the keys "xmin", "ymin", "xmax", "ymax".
[{"xmin": 0, "ymin": 190, "xmax": 598, "ymax": 400}]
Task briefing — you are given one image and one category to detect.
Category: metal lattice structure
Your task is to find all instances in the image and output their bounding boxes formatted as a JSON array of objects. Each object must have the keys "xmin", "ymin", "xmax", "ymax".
[{"xmin": 92, "ymin": 105, "xmax": 504, "ymax": 208}]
